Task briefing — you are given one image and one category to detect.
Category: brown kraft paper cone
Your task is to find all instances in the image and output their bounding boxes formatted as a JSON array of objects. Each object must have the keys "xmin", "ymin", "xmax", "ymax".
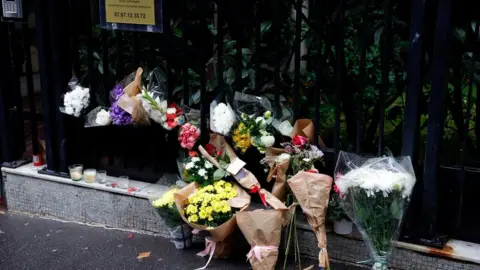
[
  {"xmin": 236, "ymin": 190, "xmax": 288, "ymax": 270},
  {"xmin": 264, "ymin": 147, "xmax": 289, "ymax": 202},
  {"xmin": 287, "ymin": 171, "xmax": 332, "ymax": 269},
  {"xmin": 174, "ymin": 182, "xmax": 250, "ymax": 258}
]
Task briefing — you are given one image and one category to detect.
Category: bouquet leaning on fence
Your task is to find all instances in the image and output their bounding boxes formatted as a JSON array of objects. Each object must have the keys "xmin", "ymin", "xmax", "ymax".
[
  {"xmin": 334, "ymin": 151, "xmax": 416, "ymax": 270},
  {"xmin": 151, "ymin": 187, "xmax": 192, "ymax": 249},
  {"xmin": 174, "ymin": 181, "xmax": 250, "ymax": 269}
]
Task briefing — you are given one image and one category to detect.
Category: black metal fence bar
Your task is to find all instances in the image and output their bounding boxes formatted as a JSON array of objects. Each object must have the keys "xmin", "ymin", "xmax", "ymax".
[
  {"xmin": 254, "ymin": 0, "xmax": 261, "ymax": 96},
  {"xmin": 216, "ymin": 3, "xmax": 224, "ymax": 96},
  {"xmin": 22, "ymin": 23, "xmax": 39, "ymax": 157},
  {"xmin": 199, "ymin": 0, "xmax": 208, "ymax": 143},
  {"xmin": 115, "ymin": 31, "xmax": 124, "ymax": 80},
  {"xmin": 313, "ymin": 0, "xmax": 324, "ymax": 147},
  {"xmin": 273, "ymin": 0, "xmax": 281, "ymax": 118},
  {"xmin": 356, "ymin": 0, "xmax": 368, "ymax": 154},
  {"xmin": 401, "ymin": 0, "xmax": 425, "ymax": 160},
  {"xmin": 377, "ymin": 0, "xmax": 393, "ymax": 156},
  {"xmin": 293, "ymin": 0, "xmax": 302, "ymax": 121},
  {"xmin": 102, "ymin": 29, "xmax": 110, "ymax": 100},
  {"xmin": 334, "ymin": 0, "xmax": 345, "ymax": 156},
  {"xmin": 456, "ymin": 21, "xmax": 479, "ymax": 230},
  {"xmin": 422, "ymin": 0, "xmax": 452, "ymax": 239}
]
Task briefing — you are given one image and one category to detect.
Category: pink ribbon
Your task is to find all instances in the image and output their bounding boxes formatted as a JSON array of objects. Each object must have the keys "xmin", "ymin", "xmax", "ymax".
[
  {"xmin": 247, "ymin": 245, "xmax": 278, "ymax": 262},
  {"xmin": 195, "ymin": 237, "xmax": 216, "ymax": 270}
]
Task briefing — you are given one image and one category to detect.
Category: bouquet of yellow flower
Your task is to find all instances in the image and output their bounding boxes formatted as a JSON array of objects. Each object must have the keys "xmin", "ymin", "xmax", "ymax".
[
  {"xmin": 151, "ymin": 187, "xmax": 192, "ymax": 249},
  {"xmin": 175, "ymin": 181, "xmax": 251, "ymax": 268},
  {"xmin": 184, "ymin": 180, "xmax": 237, "ymax": 226},
  {"xmin": 232, "ymin": 111, "xmax": 275, "ymax": 154}
]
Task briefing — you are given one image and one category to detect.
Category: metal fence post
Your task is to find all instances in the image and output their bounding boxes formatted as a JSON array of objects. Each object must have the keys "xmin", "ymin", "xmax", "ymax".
[{"xmin": 421, "ymin": 0, "xmax": 452, "ymax": 243}]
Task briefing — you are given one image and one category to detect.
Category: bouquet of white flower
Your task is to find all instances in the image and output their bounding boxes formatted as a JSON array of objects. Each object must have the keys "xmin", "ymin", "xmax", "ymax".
[
  {"xmin": 182, "ymin": 155, "xmax": 216, "ymax": 187},
  {"xmin": 60, "ymin": 79, "xmax": 90, "ymax": 117},
  {"xmin": 334, "ymin": 151, "xmax": 416, "ymax": 270}
]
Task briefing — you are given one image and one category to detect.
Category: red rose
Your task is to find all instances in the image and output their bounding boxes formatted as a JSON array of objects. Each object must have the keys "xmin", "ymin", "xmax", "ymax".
[
  {"xmin": 204, "ymin": 143, "xmax": 216, "ymax": 156},
  {"xmin": 189, "ymin": 151, "xmax": 198, "ymax": 157},
  {"xmin": 292, "ymin": 135, "xmax": 309, "ymax": 148},
  {"xmin": 216, "ymin": 150, "xmax": 223, "ymax": 157}
]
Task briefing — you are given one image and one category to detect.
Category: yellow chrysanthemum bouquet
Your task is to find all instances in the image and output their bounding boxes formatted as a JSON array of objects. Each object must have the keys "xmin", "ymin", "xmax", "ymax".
[
  {"xmin": 175, "ymin": 180, "xmax": 250, "ymax": 263},
  {"xmin": 151, "ymin": 187, "xmax": 192, "ymax": 249}
]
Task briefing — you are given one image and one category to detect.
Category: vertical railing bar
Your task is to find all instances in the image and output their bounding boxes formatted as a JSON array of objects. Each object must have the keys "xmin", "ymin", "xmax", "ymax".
[
  {"xmin": 378, "ymin": 0, "xmax": 393, "ymax": 156},
  {"xmin": 183, "ymin": 0, "xmax": 190, "ymax": 105},
  {"xmin": 422, "ymin": 0, "xmax": 452, "ymax": 239},
  {"xmin": 401, "ymin": 0, "xmax": 425, "ymax": 159},
  {"xmin": 102, "ymin": 29, "xmax": 110, "ymax": 103},
  {"xmin": 23, "ymin": 23, "xmax": 40, "ymax": 157},
  {"xmin": 457, "ymin": 21, "xmax": 479, "ymax": 230},
  {"xmin": 356, "ymin": 0, "xmax": 368, "ymax": 154},
  {"xmin": 334, "ymin": 0, "xmax": 345, "ymax": 157},
  {"xmin": 254, "ymin": 0, "xmax": 261, "ymax": 95},
  {"xmin": 33, "ymin": 0, "xmax": 58, "ymax": 170},
  {"xmin": 47, "ymin": 0, "xmax": 72, "ymax": 172},
  {"xmin": 293, "ymin": 0, "xmax": 302, "ymax": 121},
  {"xmin": 115, "ymin": 31, "xmax": 124, "ymax": 81},
  {"xmin": 86, "ymin": 1, "xmax": 96, "ymax": 95},
  {"xmin": 7, "ymin": 22, "xmax": 26, "ymax": 158},
  {"xmin": 132, "ymin": 33, "xmax": 139, "ymax": 67},
  {"xmin": 163, "ymin": 0, "xmax": 173, "ymax": 98},
  {"xmin": 216, "ymin": 3, "xmax": 224, "ymax": 96},
  {"xmin": 200, "ymin": 0, "xmax": 208, "ymax": 143},
  {"xmin": 68, "ymin": 0, "xmax": 80, "ymax": 77},
  {"xmin": 313, "ymin": 0, "xmax": 324, "ymax": 147},
  {"xmin": 273, "ymin": 0, "xmax": 281, "ymax": 117}
]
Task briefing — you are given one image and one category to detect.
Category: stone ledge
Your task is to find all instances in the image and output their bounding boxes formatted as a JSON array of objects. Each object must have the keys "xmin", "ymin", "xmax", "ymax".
[{"xmin": 2, "ymin": 163, "xmax": 480, "ymax": 270}]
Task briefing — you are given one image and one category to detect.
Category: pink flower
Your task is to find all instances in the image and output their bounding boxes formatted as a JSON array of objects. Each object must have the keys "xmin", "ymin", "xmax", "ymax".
[
  {"xmin": 178, "ymin": 123, "xmax": 200, "ymax": 150},
  {"xmin": 292, "ymin": 135, "xmax": 309, "ymax": 148}
]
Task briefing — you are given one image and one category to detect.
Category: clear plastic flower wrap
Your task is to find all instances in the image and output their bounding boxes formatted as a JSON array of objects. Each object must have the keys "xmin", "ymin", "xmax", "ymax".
[
  {"xmin": 334, "ymin": 151, "xmax": 417, "ymax": 270},
  {"xmin": 231, "ymin": 92, "xmax": 275, "ymax": 153},
  {"xmin": 84, "ymin": 106, "xmax": 111, "ymax": 127},
  {"xmin": 140, "ymin": 67, "xmax": 185, "ymax": 130},
  {"xmin": 150, "ymin": 187, "xmax": 193, "ymax": 249},
  {"xmin": 210, "ymin": 92, "xmax": 236, "ymax": 136}
]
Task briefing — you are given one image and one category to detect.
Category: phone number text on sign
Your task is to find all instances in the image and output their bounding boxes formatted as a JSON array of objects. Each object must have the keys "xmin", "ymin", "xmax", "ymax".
[
  {"xmin": 105, "ymin": 0, "xmax": 155, "ymax": 25},
  {"xmin": 113, "ymin": 12, "xmax": 147, "ymax": 19}
]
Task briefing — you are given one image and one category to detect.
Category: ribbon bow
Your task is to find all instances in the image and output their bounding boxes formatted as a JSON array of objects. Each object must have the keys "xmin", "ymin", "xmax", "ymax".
[
  {"xmin": 246, "ymin": 245, "xmax": 278, "ymax": 262},
  {"xmin": 249, "ymin": 186, "xmax": 267, "ymax": 207},
  {"xmin": 195, "ymin": 237, "xmax": 216, "ymax": 270}
]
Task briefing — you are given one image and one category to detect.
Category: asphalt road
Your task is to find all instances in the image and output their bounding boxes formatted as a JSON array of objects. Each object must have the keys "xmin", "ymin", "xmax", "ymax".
[{"xmin": 0, "ymin": 212, "xmax": 364, "ymax": 270}]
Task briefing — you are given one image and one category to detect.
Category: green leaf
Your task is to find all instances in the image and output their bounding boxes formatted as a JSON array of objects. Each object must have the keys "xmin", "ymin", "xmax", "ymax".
[
  {"xmin": 261, "ymin": 21, "xmax": 272, "ymax": 35},
  {"xmin": 390, "ymin": 200, "xmax": 402, "ymax": 219},
  {"xmin": 213, "ymin": 168, "xmax": 227, "ymax": 180},
  {"xmin": 93, "ymin": 52, "xmax": 101, "ymax": 60}
]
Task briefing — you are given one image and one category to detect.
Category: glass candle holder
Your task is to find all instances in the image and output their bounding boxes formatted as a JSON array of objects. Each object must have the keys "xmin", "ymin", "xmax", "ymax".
[
  {"xmin": 68, "ymin": 164, "xmax": 83, "ymax": 181},
  {"xmin": 118, "ymin": 176, "xmax": 129, "ymax": 189},
  {"xmin": 97, "ymin": 170, "xmax": 107, "ymax": 184},
  {"xmin": 84, "ymin": 169, "xmax": 97, "ymax": 183}
]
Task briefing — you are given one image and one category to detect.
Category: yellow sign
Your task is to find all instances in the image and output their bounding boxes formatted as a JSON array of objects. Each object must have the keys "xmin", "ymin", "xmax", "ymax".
[{"xmin": 105, "ymin": 0, "xmax": 156, "ymax": 25}]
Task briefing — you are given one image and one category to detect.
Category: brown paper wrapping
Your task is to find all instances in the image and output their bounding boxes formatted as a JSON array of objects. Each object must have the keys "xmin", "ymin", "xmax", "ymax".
[
  {"xmin": 199, "ymin": 134, "xmax": 261, "ymax": 191},
  {"xmin": 292, "ymin": 119, "xmax": 326, "ymax": 149},
  {"xmin": 264, "ymin": 147, "xmax": 289, "ymax": 202},
  {"xmin": 117, "ymin": 68, "xmax": 150, "ymax": 125},
  {"xmin": 174, "ymin": 182, "xmax": 251, "ymax": 258},
  {"xmin": 287, "ymin": 171, "xmax": 332, "ymax": 269},
  {"xmin": 236, "ymin": 190, "xmax": 288, "ymax": 270}
]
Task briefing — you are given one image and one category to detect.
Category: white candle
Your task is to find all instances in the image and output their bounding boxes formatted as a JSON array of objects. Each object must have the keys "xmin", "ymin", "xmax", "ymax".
[
  {"xmin": 84, "ymin": 169, "xmax": 97, "ymax": 183},
  {"xmin": 70, "ymin": 171, "xmax": 82, "ymax": 181}
]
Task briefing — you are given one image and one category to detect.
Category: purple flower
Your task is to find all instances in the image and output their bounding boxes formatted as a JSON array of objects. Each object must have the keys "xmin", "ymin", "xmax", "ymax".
[{"xmin": 109, "ymin": 84, "xmax": 132, "ymax": 126}]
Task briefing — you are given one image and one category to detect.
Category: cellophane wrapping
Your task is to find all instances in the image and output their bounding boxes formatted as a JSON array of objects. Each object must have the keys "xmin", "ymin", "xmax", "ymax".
[{"xmin": 334, "ymin": 151, "xmax": 416, "ymax": 270}]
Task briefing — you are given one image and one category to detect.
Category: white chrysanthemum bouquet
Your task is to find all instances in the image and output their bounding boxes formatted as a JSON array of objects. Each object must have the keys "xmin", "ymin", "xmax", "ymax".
[
  {"xmin": 61, "ymin": 83, "xmax": 90, "ymax": 117},
  {"xmin": 334, "ymin": 152, "xmax": 416, "ymax": 270}
]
